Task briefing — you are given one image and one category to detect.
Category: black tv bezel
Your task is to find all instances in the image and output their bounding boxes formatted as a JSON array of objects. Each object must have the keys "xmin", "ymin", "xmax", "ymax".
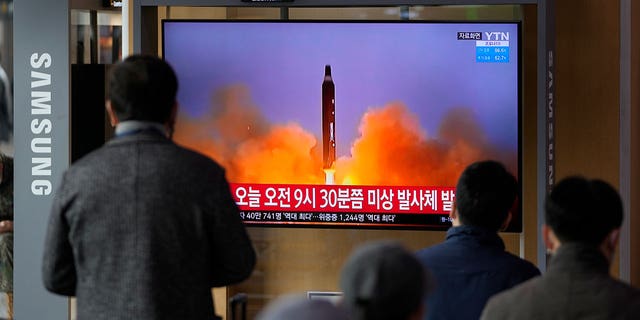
[{"xmin": 161, "ymin": 19, "xmax": 523, "ymax": 233}]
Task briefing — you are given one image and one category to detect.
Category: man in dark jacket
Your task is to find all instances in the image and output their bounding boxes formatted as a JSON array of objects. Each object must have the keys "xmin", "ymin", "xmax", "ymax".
[
  {"xmin": 415, "ymin": 160, "xmax": 539, "ymax": 320},
  {"xmin": 42, "ymin": 55, "xmax": 256, "ymax": 320},
  {"xmin": 481, "ymin": 176, "xmax": 640, "ymax": 320}
]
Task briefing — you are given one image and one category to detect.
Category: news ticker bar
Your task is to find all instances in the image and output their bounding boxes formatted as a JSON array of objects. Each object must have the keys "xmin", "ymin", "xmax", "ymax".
[
  {"xmin": 240, "ymin": 210, "xmax": 453, "ymax": 228},
  {"xmin": 230, "ymin": 183, "xmax": 456, "ymax": 214}
]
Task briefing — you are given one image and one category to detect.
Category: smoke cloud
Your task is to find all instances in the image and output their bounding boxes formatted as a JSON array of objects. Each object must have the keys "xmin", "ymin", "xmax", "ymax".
[{"xmin": 173, "ymin": 86, "xmax": 517, "ymax": 186}]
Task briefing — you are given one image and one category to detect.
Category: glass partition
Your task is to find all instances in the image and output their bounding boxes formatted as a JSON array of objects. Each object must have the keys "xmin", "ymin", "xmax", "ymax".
[{"xmin": 71, "ymin": 10, "xmax": 122, "ymax": 64}]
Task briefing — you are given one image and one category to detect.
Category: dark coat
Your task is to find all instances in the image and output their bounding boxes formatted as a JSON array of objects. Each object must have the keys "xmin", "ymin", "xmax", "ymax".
[
  {"xmin": 0, "ymin": 66, "xmax": 10, "ymax": 143},
  {"xmin": 415, "ymin": 225, "xmax": 540, "ymax": 320},
  {"xmin": 0, "ymin": 154, "xmax": 13, "ymax": 292},
  {"xmin": 42, "ymin": 130, "xmax": 256, "ymax": 320},
  {"xmin": 481, "ymin": 243, "xmax": 640, "ymax": 320}
]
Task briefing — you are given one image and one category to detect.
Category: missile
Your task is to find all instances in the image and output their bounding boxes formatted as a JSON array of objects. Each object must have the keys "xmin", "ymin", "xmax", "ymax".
[{"xmin": 322, "ymin": 65, "xmax": 336, "ymax": 170}]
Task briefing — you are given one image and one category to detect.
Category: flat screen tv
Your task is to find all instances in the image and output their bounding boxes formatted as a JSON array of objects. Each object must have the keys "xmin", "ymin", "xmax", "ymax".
[{"xmin": 163, "ymin": 20, "xmax": 522, "ymax": 231}]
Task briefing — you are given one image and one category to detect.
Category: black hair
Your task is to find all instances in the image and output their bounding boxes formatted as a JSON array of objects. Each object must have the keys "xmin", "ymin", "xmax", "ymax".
[
  {"xmin": 340, "ymin": 241, "xmax": 428, "ymax": 320},
  {"xmin": 455, "ymin": 160, "xmax": 518, "ymax": 231},
  {"xmin": 545, "ymin": 176, "xmax": 623, "ymax": 245},
  {"xmin": 108, "ymin": 54, "xmax": 178, "ymax": 123}
]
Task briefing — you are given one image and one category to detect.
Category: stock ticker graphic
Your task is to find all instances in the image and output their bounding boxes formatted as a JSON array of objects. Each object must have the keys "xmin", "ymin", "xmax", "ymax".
[
  {"xmin": 458, "ymin": 31, "xmax": 512, "ymax": 63},
  {"xmin": 165, "ymin": 21, "xmax": 520, "ymax": 229}
]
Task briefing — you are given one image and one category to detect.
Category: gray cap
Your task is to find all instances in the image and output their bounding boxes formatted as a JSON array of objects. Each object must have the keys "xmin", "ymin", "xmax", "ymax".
[
  {"xmin": 339, "ymin": 241, "xmax": 429, "ymax": 320},
  {"xmin": 256, "ymin": 294, "xmax": 348, "ymax": 320}
]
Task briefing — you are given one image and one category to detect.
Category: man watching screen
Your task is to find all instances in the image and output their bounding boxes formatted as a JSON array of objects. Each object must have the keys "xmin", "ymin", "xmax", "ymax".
[
  {"xmin": 481, "ymin": 176, "xmax": 640, "ymax": 320},
  {"xmin": 42, "ymin": 55, "xmax": 256, "ymax": 320},
  {"xmin": 415, "ymin": 160, "xmax": 539, "ymax": 320}
]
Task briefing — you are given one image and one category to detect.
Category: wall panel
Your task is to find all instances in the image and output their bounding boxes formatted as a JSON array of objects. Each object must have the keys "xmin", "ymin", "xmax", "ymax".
[
  {"xmin": 630, "ymin": 0, "xmax": 640, "ymax": 287},
  {"xmin": 555, "ymin": 0, "xmax": 621, "ymax": 276}
]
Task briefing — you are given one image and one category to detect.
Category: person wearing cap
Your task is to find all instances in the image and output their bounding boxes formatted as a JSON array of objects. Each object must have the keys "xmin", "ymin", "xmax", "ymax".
[
  {"xmin": 415, "ymin": 160, "xmax": 539, "ymax": 320},
  {"xmin": 340, "ymin": 240, "xmax": 430, "ymax": 320},
  {"xmin": 481, "ymin": 176, "xmax": 640, "ymax": 320}
]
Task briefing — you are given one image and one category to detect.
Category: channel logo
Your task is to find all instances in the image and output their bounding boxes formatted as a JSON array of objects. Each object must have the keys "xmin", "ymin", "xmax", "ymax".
[{"xmin": 458, "ymin": 31, "xmax": 510, "ymax": 41}]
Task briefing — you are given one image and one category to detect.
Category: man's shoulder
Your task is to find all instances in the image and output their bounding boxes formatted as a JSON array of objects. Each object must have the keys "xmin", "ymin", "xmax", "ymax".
[
  {"xmin": 416, "ymin": 239, "xmax": 538, "ymax": 272},
  {"xmin": 67, "ymin": 141, "xmax": 225, "ymax": 180},
  {"xmin": 81, "ymin": 139, "xmax": 220, "ymax": 165},
  {"xmin": 64, "ymin": 145, "xmax": 115, "ymax": 174},
  {"xmin": 490, "ymin": 275, "xmax": 541, "ymax": 302},
  {"xmin": 599, "ymin": 274, "xmax": 640, "ymax": 300},
  {"xmin": 415, "ymin": 241, "xmax": 450, "ymax": 263},
  {"xmin": 625, "ymin": 296, "xmax": 640, "ymax": 319},
  {"xmin": 481, "ymin": 276, "xmax": 542, "ymax": 319},
  {"xmin": 483, "ymin": 274, "xmax": 640, "ymax": 320},
  {"xmin": 499, "ymin": 250, "xmax": 540, "ymax": 275},
  {"xmin": 173, "ymin": 148, "xmax": 230, "ymax": 184},
  {"xmin": 170, "ymin": 144, "xmax": 224, "ymax": 168}
]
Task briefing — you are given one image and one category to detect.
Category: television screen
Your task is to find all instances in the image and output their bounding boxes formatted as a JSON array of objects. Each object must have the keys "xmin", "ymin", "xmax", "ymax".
[{"xmin": 163, "ymin": 20, "xmax": 521, "ymax": 231}]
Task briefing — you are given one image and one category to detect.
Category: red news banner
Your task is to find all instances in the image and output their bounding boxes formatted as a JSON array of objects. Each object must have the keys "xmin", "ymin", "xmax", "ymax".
[{"xmin": 231, "ymin": 183, "xmax": 456, "ymax": 214}]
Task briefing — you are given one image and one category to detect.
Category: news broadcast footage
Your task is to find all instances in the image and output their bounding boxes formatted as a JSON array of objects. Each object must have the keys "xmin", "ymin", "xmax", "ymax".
[{"xmin": 163, "ymin": 21, "xmax": 521, "ymax": 230}]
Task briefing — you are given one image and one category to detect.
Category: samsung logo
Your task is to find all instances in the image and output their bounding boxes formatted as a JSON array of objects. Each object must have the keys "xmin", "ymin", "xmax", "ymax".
[{"xmin": 29, "ymin": 53, "xmax": 53, "ymax": 196}]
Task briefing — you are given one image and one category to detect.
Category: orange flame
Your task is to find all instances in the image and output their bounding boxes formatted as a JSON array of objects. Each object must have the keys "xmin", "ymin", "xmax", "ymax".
[
  {"xmin": 173, "ymin": 86, "xmax": 517, "ymax": 186},
  {"xmin": 335, "ymin": 103, "xmax": 516, "ymax": 186}
]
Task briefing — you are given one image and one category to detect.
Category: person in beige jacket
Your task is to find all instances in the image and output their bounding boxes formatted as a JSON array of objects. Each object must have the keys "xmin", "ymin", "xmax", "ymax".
[{"xmin": 481, "ymin": 176, "xmax": 640, "ymax": 320}]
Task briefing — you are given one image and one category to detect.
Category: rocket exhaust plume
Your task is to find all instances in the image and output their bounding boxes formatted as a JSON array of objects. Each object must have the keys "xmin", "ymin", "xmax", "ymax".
[
  {"xmin": 324, "ymin": 169, "xmax": 336, "ymax": 185},
  {"xmin": 173, "ymin": 86, "xmax": 517, "ymax": 188},
  {"xmin": 322, "ymin": 65, "xmax": 336, "ymax": 184}
]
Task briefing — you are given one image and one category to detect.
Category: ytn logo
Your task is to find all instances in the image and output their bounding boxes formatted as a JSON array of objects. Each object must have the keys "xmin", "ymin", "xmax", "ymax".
[{"xmin": 484, "ymin": 32, "xmax": 510, "ymax": 41}]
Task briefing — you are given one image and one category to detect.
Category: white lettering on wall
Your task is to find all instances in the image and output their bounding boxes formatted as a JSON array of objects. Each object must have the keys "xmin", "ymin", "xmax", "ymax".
[{"xmin": 30, "ymin": 52, "xmax": 53, "ymax": 196}]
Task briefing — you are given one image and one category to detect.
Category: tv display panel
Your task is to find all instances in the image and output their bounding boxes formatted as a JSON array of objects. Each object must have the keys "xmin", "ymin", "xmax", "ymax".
[{"xmin": 163, "ymin": 20, "xmax": 521, "ymax": 231}]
